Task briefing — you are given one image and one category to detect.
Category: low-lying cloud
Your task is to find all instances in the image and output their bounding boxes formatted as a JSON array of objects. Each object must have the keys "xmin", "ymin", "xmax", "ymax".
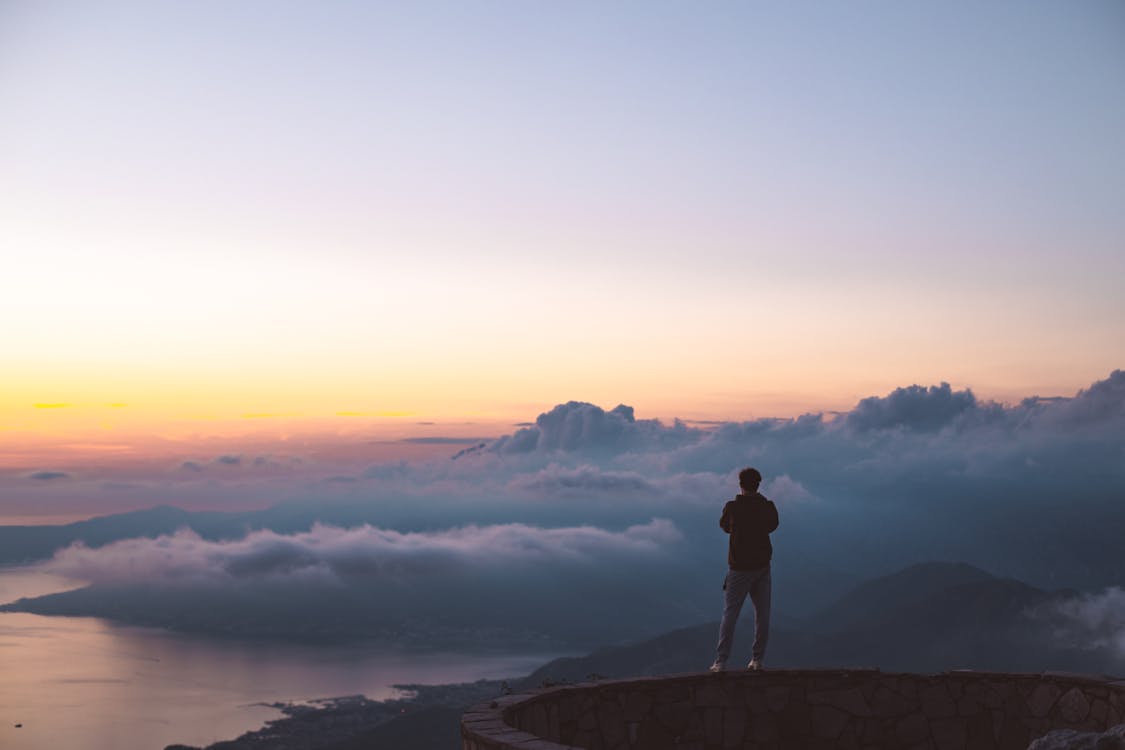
[
  {"xmin": 508, "ymin": 464, "xmax": 655, "ymax": 498},
  {"xmin": 1035, "ymin": 587, "xmax": 1125, "ymax": 658},
  {"xmin": 29, "ymin": 519, "xmax": 691, "ymax": 645},
  {"xmin": 28, "ymin": 471, "xmax": 70, "ymax": 481},
  {"xmin": 44, "ymin": 519, "xmax": 682, "ymax": 586}
]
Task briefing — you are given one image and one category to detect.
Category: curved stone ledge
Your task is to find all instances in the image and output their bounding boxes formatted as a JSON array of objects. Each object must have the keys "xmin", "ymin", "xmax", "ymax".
[{"xmin": 462, "ymin": 669, "xmax": 1125, "ymax": 750}]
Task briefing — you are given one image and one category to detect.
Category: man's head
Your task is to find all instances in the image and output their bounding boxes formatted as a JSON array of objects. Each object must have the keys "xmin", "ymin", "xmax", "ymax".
[{"xmin": 739, "ymin": 467, "xmax": 762, "ymax": 493}]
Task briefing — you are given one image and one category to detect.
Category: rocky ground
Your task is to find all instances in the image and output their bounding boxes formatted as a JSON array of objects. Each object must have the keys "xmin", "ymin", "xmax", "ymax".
[{"xmin": 1029, "ymin": 723, "xmax": 1125, "ymax": 750}]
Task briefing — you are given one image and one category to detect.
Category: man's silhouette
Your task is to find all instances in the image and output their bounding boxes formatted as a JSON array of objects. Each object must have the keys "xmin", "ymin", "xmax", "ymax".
[{"xmin": 710, "ymin": 467, "xmax": 779, "ymax": 672}]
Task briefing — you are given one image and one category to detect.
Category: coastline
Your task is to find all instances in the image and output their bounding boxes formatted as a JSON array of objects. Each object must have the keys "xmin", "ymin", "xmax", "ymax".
[{"xmin": 163, "ymin": 681, "xmax": 508, "ymax": 750}]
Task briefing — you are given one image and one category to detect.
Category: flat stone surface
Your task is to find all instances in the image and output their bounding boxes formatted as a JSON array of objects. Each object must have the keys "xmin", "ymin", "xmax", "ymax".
[
  {"xmin": 809, "ymin": 687, "xmax": 872, "ymax": 716},
  {"xmin": 809, "ymin": 704, "xmax": 850, "ymax": 740},
  {"xmin": 1030, "ymin": 683, "xmax": 1064, "ymax": 719},
  {"xmin": 721, "ymin": 707, "xmax": 746, "ymax": 747},
  {"xmin": 529, "ymin": 704, "xmax": 550, "ymax": 738},
  {"xmin": 621, "ymin": 692, "xmax": 651, "ymax": 722},
  {"xmin": 596, "ymin": 703, "xmax": 626, "ymax": 749},
  {"xmin": 474, "ymin": 727, "xmax": 544, "ymax": 746},
  {"xmin": 966, "ymin": 711, "xmax": 995, "ymax": 750},
  {"xmin": 463, "ymin": 718, "xmax": 513, "ymax": 733},
  {"xmin": 871, "ymin": 685, "xmax": 913, "ymax": 717},
  {"xmin": 958, "ymin": 695, "xmax": 985, "ymax": 716},
  {"xmin": 744, "ymin": 688, "xmax": 768, "ymax": 714},
  {"xmin": 462, "ymin": 669, "xmax": 1125, "ymax": 749},
  {"xmin": 838, "ymin": 723, "xmax": 861, "ymax": 750},
  {"xmin": 998, "ymin": 713, "xmax": 1031, "ymax": 750},
  {"xmin": 635, "ymin": 719, "xmax": 677, "ymax": 750},
  {"xmin": 896, "ymin": 713, "xmax": 930, "ymax": 745},
  {"xmin": 568, "ymin": 729, "xmax": 596, "ymax": 748},
  {"xmin": 777, "ymin": 699, "xmax": 812, "ymax": 738},
  {"xmin": 1058, "ymin": 688, "xmax": 1092, "ymax": 724},
  {"xmin": 703, "ymin": 706, "xmax": 723, "ymax": 746},
  {"xmin": 510, "ymin": 740, "xmax": 573, "ymax": 750},
  {"xmin": 931, "ymin": 716, "xmax": 968, "ymax": 750},
  {"xmin": 766, "ymin": 685, "xmax": 789, "ymax": 712},
  {"xmin": 984, "ymin": 683, "xmax": 1012, "ymax": 709},
  {"xmin": 899, "ymin": 679, "xmax": 919, "ymax": 701},
  {"xmin": 654, "ymin": 699, "xmax": 693, "ymax": 733},
  {"xmin": 920, "ymin": 684, "xmax": 957, "ymax": 718},
  {"xmin": 1042, "ymin": 672, "xmax": 1115, "ymax": 685},
  {"xmin": 694, "ymin": 681, "xmax": 733, "ymax": 707},
  {"xmin": 752, "ymin": 712, "xmax": 780, "ymax": 742}
]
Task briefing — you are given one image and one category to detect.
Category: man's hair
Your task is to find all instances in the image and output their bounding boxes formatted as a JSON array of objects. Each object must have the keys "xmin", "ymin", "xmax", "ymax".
[{"xmin": 739, "ymin": 467, "xmax": 762, "ymax": 491}]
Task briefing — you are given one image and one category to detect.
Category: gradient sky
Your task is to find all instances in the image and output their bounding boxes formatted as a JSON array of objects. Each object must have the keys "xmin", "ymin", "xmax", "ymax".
[{"xmin": 3, "ymin": 1, "xmax": 1124, "ymax": 444}]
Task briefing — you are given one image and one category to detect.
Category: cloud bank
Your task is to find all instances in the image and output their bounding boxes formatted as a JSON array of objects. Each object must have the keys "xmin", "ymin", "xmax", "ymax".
[
  {"xmin": 355, "ymin": 370, "xmax": 1125, "ymax": 593},
  {"xmin": 10, "ymin": 370, "xmax": 1124, "ymax": 646},
  {"xmin": 1035, "ymin": 587, "xmax": 1125, "ymax": 658},
  {"xmin": 28, "ymin": 470, "xmax": 70, "ymax": 481},
  {"xmin": 44, "ymin": 519, "xmax": 682, "ymax": 586},
  {"xmin": 30, "ymin": 519, "xmax": 691, "ymax": 645}
]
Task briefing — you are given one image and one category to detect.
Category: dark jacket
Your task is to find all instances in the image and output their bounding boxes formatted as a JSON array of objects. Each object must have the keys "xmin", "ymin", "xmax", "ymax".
[{"xmin": 720, "ymin": 492, "xmax": 779, "ymax": 570}]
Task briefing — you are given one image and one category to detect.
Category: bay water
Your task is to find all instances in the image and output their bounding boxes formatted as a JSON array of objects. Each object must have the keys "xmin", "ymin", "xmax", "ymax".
[{"xmin": 0, "ymin": 569, "xmax": 554, "ymax": 750}]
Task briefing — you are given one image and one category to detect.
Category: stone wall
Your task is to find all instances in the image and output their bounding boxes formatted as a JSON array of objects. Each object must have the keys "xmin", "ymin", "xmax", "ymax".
[{"xmin": 461, "ymin": 669, "xmax": 1125, "ymax": 750}]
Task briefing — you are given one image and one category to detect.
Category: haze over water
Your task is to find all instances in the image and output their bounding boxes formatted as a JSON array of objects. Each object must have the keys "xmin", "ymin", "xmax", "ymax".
[{"xmin": 0, "ymin": 569, "xmax": 554, "ymax": 750}]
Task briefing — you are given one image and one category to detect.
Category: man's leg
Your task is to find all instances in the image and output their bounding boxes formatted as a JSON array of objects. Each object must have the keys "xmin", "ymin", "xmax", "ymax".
[
  {"xmin": 748, "ymin": 566, "xmax": 772, "ymax": 662},
  {"xmin": 714, "ymin": 571, "xmax": 749, "ymax": 666}
]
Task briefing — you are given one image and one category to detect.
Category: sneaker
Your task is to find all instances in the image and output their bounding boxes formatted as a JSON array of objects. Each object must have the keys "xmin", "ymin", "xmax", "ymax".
[
  {"xmin": 747, "ymin": 659, "xmax": 763, "ymax": 671},
  {"xmin": 708, "ymin": 661, "xmax": 726, "ymax": 673}
]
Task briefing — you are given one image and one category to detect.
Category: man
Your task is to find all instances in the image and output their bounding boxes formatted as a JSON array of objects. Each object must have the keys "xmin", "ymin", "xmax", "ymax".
[{"xmin": 710, "ymin": 467, "xmax": 779, "ymax": 672}]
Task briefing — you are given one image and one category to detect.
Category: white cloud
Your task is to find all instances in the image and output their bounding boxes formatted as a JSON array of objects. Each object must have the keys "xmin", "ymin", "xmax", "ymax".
[
  {"xmin": 44, "ymin": 519, "xmax": 683, "ymax": 586},
  {"xmin": 1035, "ymin": 587, "xmax": 1125, "ymax": 658},
  {"xmin": 762, "ymin": 474, "xmax": 816, "ymax": 504},
  {"xmin": 490, "ymin": 401, "xmax": 699, "ymax": 456},
  {"xmin": 507, "ymin": 464, "xmax": 654, "ymax": 498},
  {"xmin": 846, "ymin": 382, "xmax": 983, "ymax": 432}
]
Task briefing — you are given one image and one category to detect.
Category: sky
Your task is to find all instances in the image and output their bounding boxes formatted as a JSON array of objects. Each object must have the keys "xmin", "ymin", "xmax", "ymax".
[{"xmin": 1, "ymin": 1, "xmax": 1123, "ymax": 514}]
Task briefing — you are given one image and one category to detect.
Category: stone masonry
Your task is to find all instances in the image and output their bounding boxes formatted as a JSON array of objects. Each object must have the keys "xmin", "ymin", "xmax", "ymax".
[{"xmin": 461, "ymin": 670, "xmax": 1125, "ymax": 750}]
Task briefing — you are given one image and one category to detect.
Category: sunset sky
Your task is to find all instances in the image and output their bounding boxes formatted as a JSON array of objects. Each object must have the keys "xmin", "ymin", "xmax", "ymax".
[{"xmin": 2, "ymin": 1, "xmax": 1123, "ymax": 489}]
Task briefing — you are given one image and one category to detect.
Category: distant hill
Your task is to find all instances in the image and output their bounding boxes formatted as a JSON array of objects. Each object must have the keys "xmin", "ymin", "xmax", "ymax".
[
  {"xmin": 0, "ymin": 503, "xmax": 422, "ymax": 567},
  {"xmin": 807, "ymin": 561, "xmax": 998, "ymax": 633},
  {"xmin": 0, "ymin": 582, "xmax": 575, "ymax": 647},
  {"xmin": 0, "ymin": 506, "xmax": 220, "ymax": 566}
]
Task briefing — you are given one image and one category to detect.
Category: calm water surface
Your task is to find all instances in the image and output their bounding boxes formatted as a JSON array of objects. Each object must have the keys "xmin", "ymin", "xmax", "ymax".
[{"xmin": 0, "ymin": 569, "xmax": 556, "ymax": 750}]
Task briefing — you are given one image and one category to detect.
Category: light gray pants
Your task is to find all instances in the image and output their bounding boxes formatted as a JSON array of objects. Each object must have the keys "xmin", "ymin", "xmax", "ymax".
[{"xmin": 714, "ymin": 566, "xmax": 771, "ymax": 664}]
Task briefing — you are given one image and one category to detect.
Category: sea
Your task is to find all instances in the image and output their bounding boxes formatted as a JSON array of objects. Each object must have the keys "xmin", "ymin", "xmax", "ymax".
[{"xmin": 0, "ymin": 568, "xmax": 555, "ymax": 750}]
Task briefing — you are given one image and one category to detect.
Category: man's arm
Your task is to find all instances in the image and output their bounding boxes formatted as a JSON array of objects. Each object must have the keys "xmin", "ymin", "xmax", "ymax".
[
  {"xmin": 719, "ymin": 501, "xmax": 733, "ymax": 533},
  {"xmin": 765, "ymin": 501, "xmax": 779, "ymax": 533}
]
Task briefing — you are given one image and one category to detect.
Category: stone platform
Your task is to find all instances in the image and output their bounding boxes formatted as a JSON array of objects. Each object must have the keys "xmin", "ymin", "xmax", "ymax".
[{"xmin": 461, "ymin": 669, "xmax": 1125, "ymax": 750}]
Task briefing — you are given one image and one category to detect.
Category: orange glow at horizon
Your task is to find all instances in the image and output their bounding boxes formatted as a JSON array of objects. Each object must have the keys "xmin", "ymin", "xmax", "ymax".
[{"xmin": 1, "ymin": 365, "xmax": 1110, "ymax": 450}]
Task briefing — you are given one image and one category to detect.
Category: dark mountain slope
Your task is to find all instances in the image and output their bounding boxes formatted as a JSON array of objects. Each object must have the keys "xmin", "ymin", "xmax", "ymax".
[
  {"xmin": 0, "ymin": 506, "xmax": 200, "ymax": 565},
  {"xmin": 808, "ymin": 561, "xmax": 998, "ymax": 633},
  {"xmin": 526, "ymin": 562, "xmax": 1121, "ymax": 683}
]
